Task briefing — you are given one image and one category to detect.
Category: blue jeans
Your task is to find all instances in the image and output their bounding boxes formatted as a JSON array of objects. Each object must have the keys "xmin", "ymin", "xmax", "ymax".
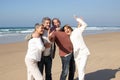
[
  {"xmin": 60, "ymin": 53, "xmax": 75, "ymax": 80},
  {"xmin": 38, "ymin": 56, "xmax": 52, "ymax": 80}
]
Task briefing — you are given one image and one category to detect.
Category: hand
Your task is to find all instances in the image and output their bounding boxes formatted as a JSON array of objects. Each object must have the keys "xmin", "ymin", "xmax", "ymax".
[
  {"xmin": 73, "ymin": 15, "xmax": 78, "ymax": 19},
  {"xmin": 56, "ymin": 27, "xmax": 61, "ymax": 31},
  {"xmin": 73, "ymin": 15, "xmax": 83, "ymax": 22},
  {"xmin": 48, "ymin": 30, "xmax": 55, "ymax": 37},
  {"xmin": 48, "ymin": 30, "xmax": 55, "ymax": 42},
  {"xmin": 44, "ymin": 43, "xmax": 51, "ymax": 48}
]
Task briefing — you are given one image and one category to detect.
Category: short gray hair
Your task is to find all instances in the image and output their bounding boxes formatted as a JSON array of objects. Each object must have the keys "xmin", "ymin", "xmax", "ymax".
[{"xmin": 42, "ymin": 17, "xmax": 51, "ymax": 24}]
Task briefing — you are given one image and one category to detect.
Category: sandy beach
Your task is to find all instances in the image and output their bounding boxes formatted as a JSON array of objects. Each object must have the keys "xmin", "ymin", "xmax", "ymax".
[{"xmin": 0, "ymin": 32, "xmax": 120, "ymax": 80}]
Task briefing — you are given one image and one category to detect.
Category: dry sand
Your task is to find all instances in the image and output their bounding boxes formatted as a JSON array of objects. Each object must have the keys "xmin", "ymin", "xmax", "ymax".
[{"xmin": 0, "ymin": 32, "xmax": 120, "ymax": 80}]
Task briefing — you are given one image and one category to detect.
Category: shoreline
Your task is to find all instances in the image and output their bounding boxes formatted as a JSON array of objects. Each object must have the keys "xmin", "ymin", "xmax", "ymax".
[
  {"xmin": 0, "ymin": 30, "xmax": 120, "ymax": 44},
  {"xmin": 0, "ymin": 32, "xmax": 120, "ymax": 80}
]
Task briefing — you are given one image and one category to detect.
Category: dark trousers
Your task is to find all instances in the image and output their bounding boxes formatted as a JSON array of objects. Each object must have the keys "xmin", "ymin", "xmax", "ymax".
[
  {"xmin": 38, "ymin": 56, "xmax": 52, "ymax": 80},
  {"xmin": 60, "ymin": 53, "xmax": 75, "ymax": 80}
]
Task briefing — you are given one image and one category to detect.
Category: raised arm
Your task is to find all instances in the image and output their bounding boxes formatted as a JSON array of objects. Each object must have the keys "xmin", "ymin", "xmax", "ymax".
[
  {"xmin": 48, "ymin": 29, "xmax": 55, "ymax": 42},
  {"xmin": 73, "ymin": 15, "xmax": 87, "ymax": 28}
]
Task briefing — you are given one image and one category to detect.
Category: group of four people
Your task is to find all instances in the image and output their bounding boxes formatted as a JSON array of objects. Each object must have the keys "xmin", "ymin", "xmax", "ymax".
[{"xmin": 25, "ymin": 16, "xmax": 90, "ymax": 80}]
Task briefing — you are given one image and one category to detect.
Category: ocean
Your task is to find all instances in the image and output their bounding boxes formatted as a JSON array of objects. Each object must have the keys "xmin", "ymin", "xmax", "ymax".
[{"xmin": 0, "ymin": 26, "xmax": 120, "ymax": 44}]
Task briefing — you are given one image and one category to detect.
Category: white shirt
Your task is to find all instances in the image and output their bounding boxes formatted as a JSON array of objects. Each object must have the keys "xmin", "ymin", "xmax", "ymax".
[
  {"xmin": 70, "ymin": 18, "xmax": 90, "ymax": 57},
  {"xmin": 25, "ymin": 38, "xmax": 45, "ymax": 61}
]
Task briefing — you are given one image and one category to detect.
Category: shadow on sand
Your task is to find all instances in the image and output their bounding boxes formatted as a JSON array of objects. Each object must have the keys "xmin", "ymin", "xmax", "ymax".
[{"xmin": 74, "ymin": 68, "xmax": 120, "ymax": 80}]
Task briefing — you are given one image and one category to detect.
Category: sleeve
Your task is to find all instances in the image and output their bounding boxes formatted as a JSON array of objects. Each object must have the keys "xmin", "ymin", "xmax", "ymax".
[
  {"xmin": 28, "ymin": 38, "xmax": 45, "ymax": 52},
  {"xmin": 28, "ymin": 39, "xmax": 38, "ymax": 54},
  {"xmin": 76, "ymin": 18, "xmax": 88, "ymax": 32},
  {"xmin": 25, "ymin": 33, "xmax": 32, "ymax": 41},
  {"xmin": 37, "ymin": 38, "xmax": 45, "ymax": 51}
]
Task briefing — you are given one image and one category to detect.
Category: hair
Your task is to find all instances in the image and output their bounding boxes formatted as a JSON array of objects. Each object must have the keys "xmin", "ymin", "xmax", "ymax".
[
  {"xmin": 61, "ymin": 24, "xmax": 73, "ymax": 31},
  {"xmin": 34, "ymin": 23, "xmax": 44, "ymax": 31},
  {"xmin": 25, "ymin": 23, "xmax": 44, "ymax": 41},
  {"xmin": 42, "ymin": 17, "xmax": 51, "ymax": 24},
  {"xmin": 52, "ymin": 18, "xmax": 61, "ymax": 26}
]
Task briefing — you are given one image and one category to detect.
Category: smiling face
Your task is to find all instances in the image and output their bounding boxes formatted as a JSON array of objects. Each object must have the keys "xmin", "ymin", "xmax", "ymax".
[
  {"xmin": 52, "ymin": 19, "xmax": 61, "ymax": 28},
  {"xmin": 43, "ymin": 20, "xmax": 51, "ymax": 30},
  {"xmin": 42, "ymin": 17, "xmax": 51, "ymax": 30},
  {"xmin": 36, "ymin": 24, "xmax": 44, "ymax": 35},
  {"xmin": 64, "ymin": 26, "xmax": 72, "ymax": 36}
]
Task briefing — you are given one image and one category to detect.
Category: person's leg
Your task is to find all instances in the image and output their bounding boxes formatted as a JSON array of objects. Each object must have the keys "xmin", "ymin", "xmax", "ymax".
[
  {"xmin": 31, "ymin": 62, "xmax": 43, "ymax": 80},
  {"xmin": 25, "ymin": 58, "xmax": 34, "ymax": 80},
  {"xmin": 38, "ymin": 56, "xmax": 44, "ymax": 75},
  {"xmin": 27, "ymin": 68, "xmax": 34, "ymax": 80},
  {"xmin": 25, "ymin": 58, "xmax": 43, "ymax": 80},
  {"xmin": 60, "ymin": 54, "xmax": 72, "ymax": 80},
  {"xmin": 45, "ymin": 56, "xmax": 52, "ymax": 80},
  {"xmin": 68, "ymin": 54, "xmax": 75, "ymax": 80},
  {"xmin": 75, "ymin": 55, "xmax": 88, "ymax": 80}
]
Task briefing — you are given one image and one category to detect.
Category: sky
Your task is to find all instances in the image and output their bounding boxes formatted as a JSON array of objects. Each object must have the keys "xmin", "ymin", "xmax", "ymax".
[{"xmin": 0, "ymin": 0, "xmax": 120, "ymax": 27}]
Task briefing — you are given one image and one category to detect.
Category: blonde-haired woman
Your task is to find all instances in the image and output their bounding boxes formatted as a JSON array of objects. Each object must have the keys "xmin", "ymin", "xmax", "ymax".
[{"xmin": 25, "ymin": 23, "xmax": 45, "ymax": 80}]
